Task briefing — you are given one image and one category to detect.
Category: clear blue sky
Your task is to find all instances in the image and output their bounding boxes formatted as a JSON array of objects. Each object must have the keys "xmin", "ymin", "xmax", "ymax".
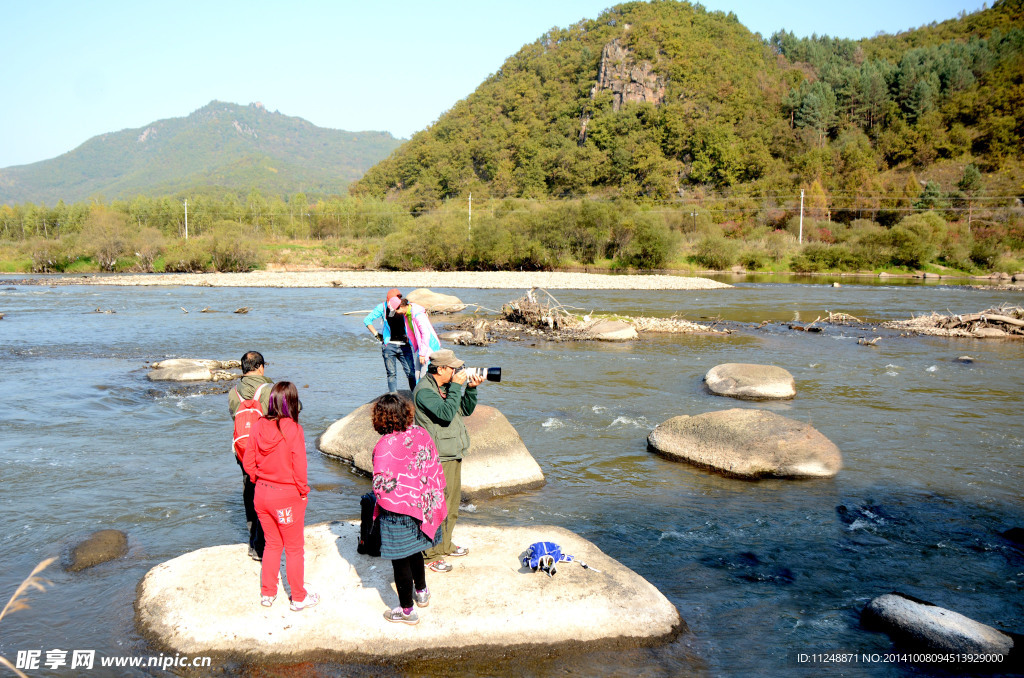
[{"xmin": 0, "ymin": 0, "xmax": 986, "ymax": 168}]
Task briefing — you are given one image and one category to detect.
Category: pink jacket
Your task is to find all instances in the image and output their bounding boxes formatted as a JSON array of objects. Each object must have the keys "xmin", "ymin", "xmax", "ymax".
[
  {"xmin": 404, "ymin": 303, "xmax": 441, "ymax": 361},
  {"xmin": 372, "ymin": 425, "xmax": 448, "ymax": 539}
]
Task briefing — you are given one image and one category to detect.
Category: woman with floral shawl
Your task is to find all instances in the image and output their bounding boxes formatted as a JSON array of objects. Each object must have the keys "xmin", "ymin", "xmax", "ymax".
[{"xmin": 371, "ymin": 393, "xmax": 448, "ymax": 625}]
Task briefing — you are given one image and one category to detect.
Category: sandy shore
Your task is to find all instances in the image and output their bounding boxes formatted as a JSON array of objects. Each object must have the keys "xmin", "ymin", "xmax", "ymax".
[{"xmin": 28, "ymin": 270, "xmax": 733, "ymax": 290}]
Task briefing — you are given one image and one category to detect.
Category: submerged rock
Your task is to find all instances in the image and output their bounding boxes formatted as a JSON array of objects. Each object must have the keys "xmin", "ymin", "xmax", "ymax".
[
  {"xmin": 147, "ymin": 358, "xmax": 240, "ymax": 382},
  {"xmin": 1002, "ymin": 527, "xmax": 1024, "ymax": 548},
  {"xmin": 318, "ymin": 397, "xmax": 544, "ymax": 499},
  {"xmin": 647, "ymin": 408, "xmax": 841, "ymax": 478},
  {"xmin": 704, "ymin": 363, "xmax": 796, "ymax": 400},
  {"xmin": 862, "ymin": 593, "xmax": 1018, "ymax": 659},
  {"xmin": 66, "ymin": 529, "xmax": 128, "ymax": 572},
  {"xmin": 406, "ymin": 288, "xmax": 467, "ymax": 313},
  {"xmin": 136, "ymin": 522, "xmax": 682, "ymax": 657}
]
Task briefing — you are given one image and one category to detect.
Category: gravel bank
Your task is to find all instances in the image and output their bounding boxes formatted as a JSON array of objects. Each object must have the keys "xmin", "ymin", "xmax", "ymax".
[{"xmin": 37, "ymin": 270, "xmax": 733, "ymax": 290}]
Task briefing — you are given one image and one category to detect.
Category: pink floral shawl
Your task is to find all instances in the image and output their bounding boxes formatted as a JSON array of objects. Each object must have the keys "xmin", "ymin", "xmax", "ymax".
[{"xmin": 372, "ymin": 424, "xmax": 448, "ymax": 539}]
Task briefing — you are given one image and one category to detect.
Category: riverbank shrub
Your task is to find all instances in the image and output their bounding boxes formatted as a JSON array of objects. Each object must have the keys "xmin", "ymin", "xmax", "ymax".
[
  {"xmin": 79, "ymin": 208, "xmax": 133, "ymax": 271},
  {"xmin": 28, "ymin": 237, "xmax": 76, "ymax": 273},
  {"xmin": 611, "ymin": 214, "xmax": 675, "ymax": 269},
  {"xmin": 134, "ymin": 228, "xmax": 165, "ymax": 272},
  {"xmin": 161, "ymin": 239, "xmax": 208, "ymax": 273},
  {"xmin": 970, "ymin": 237, "xmax": 1001, "ymax": 269},
  {"xmin": 208, "ymin": 221, "xmax": 260, "ymax": 272},
  {"xmin": 889, "ymin": 212, "xmax": 948, "ymax": 268},
  {"xmin": 791, "ymin": 243, "xmax": 865, "ymax": 272},
  {"xmin": 693, "ymin": 235, "xmax": 739, "ymax": 270}
]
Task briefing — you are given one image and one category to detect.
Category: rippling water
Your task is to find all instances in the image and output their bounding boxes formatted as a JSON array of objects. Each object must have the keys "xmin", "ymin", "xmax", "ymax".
[{"xmin": 0, "ymin": 278, "xmax": 1021, "ymax": 677}]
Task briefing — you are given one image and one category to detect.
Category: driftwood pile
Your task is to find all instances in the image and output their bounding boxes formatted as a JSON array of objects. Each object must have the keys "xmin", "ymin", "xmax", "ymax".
[
  {"xmin": 823, "ymin": 311, "xmax": 863, "ymax": 325},
  {"xmin": 628, "ymin": 315, "xmax": 728, "ymax": 333},
  {"xmin": 882, "ymin": 306, "xmax": 1024, "ymax": 338},
  {"xmin": 501, "ymin": 288, "xmax": 578, "ymax": 333},
  {"xmin": 774, "ymin": 311, "xmax": 867, "ymax": 333},
  {"xmin": 443, "ymin": 288, "xmax": 727, "ymax": 343}
]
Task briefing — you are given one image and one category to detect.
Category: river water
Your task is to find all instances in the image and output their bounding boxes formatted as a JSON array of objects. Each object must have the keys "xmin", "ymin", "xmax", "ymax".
[{"xmin": 0, "ymin": 277, "xmax": 1021, "ymax": 677}]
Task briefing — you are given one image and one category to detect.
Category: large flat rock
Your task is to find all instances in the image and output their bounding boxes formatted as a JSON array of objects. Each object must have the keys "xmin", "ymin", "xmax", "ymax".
[
  {"xmin": 136, "ymin": 522, "xmax": 682, "ymax": 659},
  {"xmin": 583, "ymin": 319, "xmax": 638, "ymax": 341},
  {"xmin": 147, "ymin": 358, "xmax": 240, "ymax": 382},
  {"xmin": 862, "ymin": 593, "xmax": 1017, "ymax": 658},
  {"xmin": 318, "ymin": 399, "xmax": 544, "ymax": 499},
  {"xmin": 704, "ymin": 363, "xmax": 796, "ymax": 400},
  {"xmin": 406, "ymin": 288, "xmax": 467, "ymax": 313},
  {"xmin": 648, "ymin": 408, "xmax": 842, "ymax": 479}
]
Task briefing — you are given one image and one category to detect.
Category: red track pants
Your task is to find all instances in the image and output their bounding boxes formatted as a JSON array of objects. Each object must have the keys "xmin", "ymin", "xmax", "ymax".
[{"xmin": 254, "ymin": 481, "xmax": 308, "ymax": 601}]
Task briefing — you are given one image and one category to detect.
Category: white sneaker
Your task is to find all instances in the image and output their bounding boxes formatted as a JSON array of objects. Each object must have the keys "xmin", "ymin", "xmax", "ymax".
[{"xmin": 290, "ymin": 590, "xmax": 320, "ymax": 611}]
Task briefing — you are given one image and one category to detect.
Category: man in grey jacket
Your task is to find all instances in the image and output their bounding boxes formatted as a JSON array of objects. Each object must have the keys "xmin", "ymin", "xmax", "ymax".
[
  {"xmin": 228, "ymin": 350, "xmax": 273, "ymax": 560},
  {"xmin": 413, "ymin": 349, "xmax": 484, "ymax": 572}
]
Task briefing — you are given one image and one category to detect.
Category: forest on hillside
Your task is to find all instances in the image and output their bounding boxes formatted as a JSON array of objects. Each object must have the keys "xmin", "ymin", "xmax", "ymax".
[
  {"xmin": 2, "ymin": 0, "xmax": 1022, "ymax": 275},
  {"xmin": 354, "ymin": 0, "xmax": 1022, "ymax": 200}
]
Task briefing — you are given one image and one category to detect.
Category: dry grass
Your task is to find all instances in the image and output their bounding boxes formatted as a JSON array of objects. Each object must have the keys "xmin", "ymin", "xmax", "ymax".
[{"xmin": 0, "ymin": 558, "xmax": 55, "ymax": 678}]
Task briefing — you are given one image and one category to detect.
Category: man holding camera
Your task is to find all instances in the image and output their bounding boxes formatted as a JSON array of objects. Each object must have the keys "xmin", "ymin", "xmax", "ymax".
[{"xmin": 413, "ymin": 349, "xmax": 484, "ymax": 572}]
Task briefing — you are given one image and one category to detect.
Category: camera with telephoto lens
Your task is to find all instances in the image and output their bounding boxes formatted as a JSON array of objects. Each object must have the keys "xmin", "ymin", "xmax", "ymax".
[{"xmin": 457, "ymin": 366, "xmax": 502, "ymax": 383}]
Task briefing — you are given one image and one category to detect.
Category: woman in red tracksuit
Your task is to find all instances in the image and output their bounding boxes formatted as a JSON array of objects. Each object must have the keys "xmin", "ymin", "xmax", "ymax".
[{"xmin": 242, "ymin": 381, "xmax": 319, "ymax": 611}]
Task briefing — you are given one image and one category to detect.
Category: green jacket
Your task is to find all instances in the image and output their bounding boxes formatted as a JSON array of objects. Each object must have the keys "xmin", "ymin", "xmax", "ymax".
[
  {"xmin": 413, "ymin": 374, "xmax": 478, "ymax": 462},
  {"xmin": 228, "ymin": 374, "xmax": 274, "ymax": 418}
]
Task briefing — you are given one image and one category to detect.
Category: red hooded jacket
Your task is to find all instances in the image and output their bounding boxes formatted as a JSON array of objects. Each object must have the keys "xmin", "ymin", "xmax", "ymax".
[{"xmin": 242, "ymin": 416, "xmax": 310, "ymax": 496}]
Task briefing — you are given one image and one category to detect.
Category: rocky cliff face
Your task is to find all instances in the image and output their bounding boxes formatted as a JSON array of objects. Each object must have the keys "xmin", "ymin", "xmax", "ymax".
[
  {"xmin": 580, "ymin": 38, "xmax": 666, "ymax": 142},
  {"xmin": 592, "ymin": 38, "xmax": 666, "ymax": 111}
]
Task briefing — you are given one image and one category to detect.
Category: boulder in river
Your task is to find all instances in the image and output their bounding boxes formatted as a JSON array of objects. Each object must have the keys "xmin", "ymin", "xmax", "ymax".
[
  {"xmin": 583, "ymin": 319, "xmax": 638, "ymax": 341},
  {"xmin": 66, "ymin": 529, "xmax": 128, "ymax": 572},
  {"xmin": 647, "ymin": 408, "xmax": 842, "ymax": 478},
  {"xmin": 704, "ymin": 363, "xmax": 796, "ymax": 400},
  {"xmin": 861, "ymin": 593, "xmax": 1019, "ymax": 661},
  {"xmin": 406, "ymin": 288, "xmax": 467, "ymax": 313},
  {"xmin": 438, "ymin": 330, "xmax": 473, "ymax": 343},
  {"xmin": 318, "ymin": 396, "xmax": 544, "ymax": 499},
  {"xmin": 147, "ymin": 358, "xmax": 240, "ymax": 382},
  {"xmin": 136, "ymin": 522, "xmax": 683, "ymax": 657}
]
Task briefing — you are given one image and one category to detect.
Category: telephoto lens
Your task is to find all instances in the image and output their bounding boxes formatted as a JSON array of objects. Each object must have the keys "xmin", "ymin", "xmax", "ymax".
[{"xmin": 461, "ymin": 366, "xmax": 502, "ymax": 383}]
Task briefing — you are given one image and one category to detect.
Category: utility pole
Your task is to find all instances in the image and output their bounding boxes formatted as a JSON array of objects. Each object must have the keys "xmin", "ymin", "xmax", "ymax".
[
  {"xmin": 690, "ymin": 210, "xmax": 697, "ymax": 233},
  {"xmin": 468, "ymin": 193, "xmax": 472, "ymax": 238},
  {"xmin": 184, "ymin": 199, "xmax": 189, "ymax": 240},
  {"xmin": 798, "ymin": 189, "xmax": 804, "ymax": 245}
]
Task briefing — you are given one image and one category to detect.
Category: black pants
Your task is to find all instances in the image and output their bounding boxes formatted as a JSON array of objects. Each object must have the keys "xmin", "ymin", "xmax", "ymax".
[
  {"xmin": 391, "ymin": 553, "xmax": 426, "ymax": 609},
  {"xmin": 242, "ymin": 471, "xmax": 265, "ymax": 556}
]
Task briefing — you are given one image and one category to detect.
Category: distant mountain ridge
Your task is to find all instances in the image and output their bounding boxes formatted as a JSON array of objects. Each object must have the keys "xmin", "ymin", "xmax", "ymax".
[{"xmin": 0, "ymin": 101, "xmax": 403, "ymax": 204}]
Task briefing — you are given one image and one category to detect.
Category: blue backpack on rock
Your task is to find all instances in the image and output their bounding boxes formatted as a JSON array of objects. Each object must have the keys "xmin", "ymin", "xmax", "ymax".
[{"xmin": 522, "ymin": 541, "xmax": 589, "ymax": 577}]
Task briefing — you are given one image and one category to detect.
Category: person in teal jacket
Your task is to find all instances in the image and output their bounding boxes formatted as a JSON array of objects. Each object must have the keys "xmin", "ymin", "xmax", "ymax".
[
  {"xmin": 412, "ymin": 349, "xmax": 484, "ymax": 573},
  {"xmin": 364, "ymin": 288, "xmax": 416, "ymax": 393}
]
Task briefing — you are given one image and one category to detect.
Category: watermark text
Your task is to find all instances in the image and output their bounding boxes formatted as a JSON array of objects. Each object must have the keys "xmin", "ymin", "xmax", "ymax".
[{"xmin": 16, "ymin": 649, "xmax": 212, "ymax": 671}]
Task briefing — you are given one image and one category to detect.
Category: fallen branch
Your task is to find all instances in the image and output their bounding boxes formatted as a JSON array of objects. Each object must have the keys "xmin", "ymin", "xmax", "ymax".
[{"xmin": 945, "ymin": 312, "xmax": 1024, "ymax": 328}]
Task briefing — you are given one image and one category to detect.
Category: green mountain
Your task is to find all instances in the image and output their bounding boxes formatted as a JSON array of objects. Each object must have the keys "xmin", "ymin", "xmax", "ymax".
[
  {"xmin": 0, "ymin": 101, "xmax": 403, "ymax": 205},
  {"xmin": 351, "ymin": 0, "xmax": 1023, "ymax": 210}
]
